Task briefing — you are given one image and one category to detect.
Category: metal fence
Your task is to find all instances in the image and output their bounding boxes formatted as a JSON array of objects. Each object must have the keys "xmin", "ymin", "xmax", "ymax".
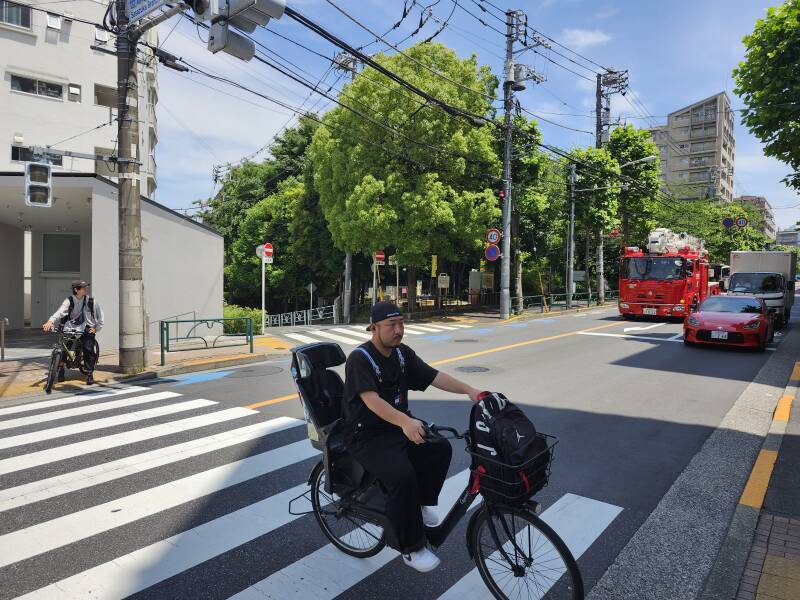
[
  {"xmin": 159, "ymin": 317, "xmax": 253, "ymax": 366},
  {"xmin": 267, "ymin": 305, "xmax": 335, "ymax": 327}
]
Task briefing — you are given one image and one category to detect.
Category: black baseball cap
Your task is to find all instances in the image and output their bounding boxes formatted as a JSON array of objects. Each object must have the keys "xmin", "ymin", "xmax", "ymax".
[
  {"xmin": 71, "ymin": 280, "xmax": 89, "ymax": 289},
  {"xmin": 366, "ymin": 301, "xmax": 403, "ymax": 331}
]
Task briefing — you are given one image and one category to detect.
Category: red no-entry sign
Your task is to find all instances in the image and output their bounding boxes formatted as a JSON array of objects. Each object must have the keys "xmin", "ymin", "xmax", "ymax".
[
  {"xmin": 264, "ymin": 242, "xmax": 273, "ymax": 257},
  {"xmin": 374, "ymin": 250, "xmax": 385, "ymax": 265}
]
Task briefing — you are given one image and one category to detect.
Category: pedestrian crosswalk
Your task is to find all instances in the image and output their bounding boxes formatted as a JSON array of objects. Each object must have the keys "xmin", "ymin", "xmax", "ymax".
[
  {"xmin": 0, "ymin": 383, "xmax": 620, "ymax": 599},
  {"xmin": 280, "ymin": 323, "xmax": 474, "ymax": 347}
]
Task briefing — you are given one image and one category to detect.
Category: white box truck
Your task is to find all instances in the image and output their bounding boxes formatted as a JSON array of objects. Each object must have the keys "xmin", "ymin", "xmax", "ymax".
[{"xmin": 726, "ymin": 251, "xmax": 797, "ymax": 327}]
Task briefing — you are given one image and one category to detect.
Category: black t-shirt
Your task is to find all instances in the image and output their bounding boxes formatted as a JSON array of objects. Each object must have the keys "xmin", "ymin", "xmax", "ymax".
[{"xmin": 343, "ymin": 341, "xmax": 438, "ymax": 436}]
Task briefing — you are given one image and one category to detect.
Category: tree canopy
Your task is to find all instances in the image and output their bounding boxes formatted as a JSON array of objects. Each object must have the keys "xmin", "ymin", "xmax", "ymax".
[{"xmin": 734, "ymin": 0, "xmax": 800, "ymax": 190}]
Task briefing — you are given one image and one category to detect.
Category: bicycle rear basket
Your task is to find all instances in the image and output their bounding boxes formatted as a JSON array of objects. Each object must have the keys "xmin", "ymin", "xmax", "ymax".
[{"xmin": 466, "ymin": 433, "xmax": 557, "ymax": 503}]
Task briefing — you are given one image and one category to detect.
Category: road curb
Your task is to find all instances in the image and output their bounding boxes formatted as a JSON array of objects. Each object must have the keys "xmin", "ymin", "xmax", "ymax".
[{"xmin": 699, "ymin": 355, "xmax": 800, "ymax": 600}]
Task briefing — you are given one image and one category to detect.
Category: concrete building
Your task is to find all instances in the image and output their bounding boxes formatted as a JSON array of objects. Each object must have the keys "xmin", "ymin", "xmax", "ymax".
[
  {"xmin": 0, "ymin": 2, "xmax": 224, "ymax": 357},
  {"xmin": 1, "ymin": 0, "xmax": 158, "ymax": 196},
  {"xmin": 776, "ymin": 228, "xmax": 800, "ymax": 247},
  {"xmin": 649, "ymin": 92, "xmax": 736, "ymax": 202},
  {"xmin": 734, "ymin": 195, "xmax": 777, "ymax": 239}
]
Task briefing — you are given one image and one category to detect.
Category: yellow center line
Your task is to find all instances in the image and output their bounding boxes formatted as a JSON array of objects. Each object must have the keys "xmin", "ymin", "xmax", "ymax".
[
  {"xmin": 243, "ymin": 319, "xmax": 625, "ymax": 409},
  {"xmin": 774, "ymin": 395, "xmax": 794, "ymax": 422},
  {"xmin": 739, "ymin": 449, "xmax": 778, "ymax": 509}
]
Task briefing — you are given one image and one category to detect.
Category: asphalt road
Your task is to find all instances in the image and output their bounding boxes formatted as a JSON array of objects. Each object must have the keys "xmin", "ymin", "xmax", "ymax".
[{"xmin": 0, "ymin": 306, "xmax": 791, "ymax": 599}]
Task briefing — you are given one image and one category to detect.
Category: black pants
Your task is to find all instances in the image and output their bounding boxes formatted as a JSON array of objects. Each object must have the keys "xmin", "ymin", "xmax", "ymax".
[
  {"xmin": 59, "ymin": 332, "xmax": 97, "ymax": 374},
  {"xmin": 350, "ymin": 429, "xmax": 452, "ymax": 554}
]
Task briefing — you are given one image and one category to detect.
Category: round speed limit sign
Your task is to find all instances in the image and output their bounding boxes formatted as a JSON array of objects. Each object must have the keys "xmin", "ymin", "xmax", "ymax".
[{"xmin": 486, "ymin": 228, "xmax": 502, "ymax": 245}]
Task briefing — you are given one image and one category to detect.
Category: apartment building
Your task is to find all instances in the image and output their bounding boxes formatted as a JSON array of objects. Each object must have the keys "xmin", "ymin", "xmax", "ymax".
[
  {"xmin": 0, "ymin": 0, "xmax": 158, "ymax": 195},
  {"xmin": 776, "ymin": 228, "xmax": 800, "ymax": 247},
  {"xmin": 649, "ymin": 92, "xmax": 736, "ymax": 202},
  {"xmin": 734, "ymin": 195, "xmax": 777, "ymax": 239}
]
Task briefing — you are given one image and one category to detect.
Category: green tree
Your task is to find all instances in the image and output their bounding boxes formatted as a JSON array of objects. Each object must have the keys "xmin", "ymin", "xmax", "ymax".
[
  {"xmin": 309, "ymin": 43, "xmax": 501, "ymax": 312},
  {"xmin": 607, "ymin": 125, "xmax": 661, "ymax": 245},
  {"xmin": 734, "ymin": 0, "xmax": 800, "ymax": 190}
]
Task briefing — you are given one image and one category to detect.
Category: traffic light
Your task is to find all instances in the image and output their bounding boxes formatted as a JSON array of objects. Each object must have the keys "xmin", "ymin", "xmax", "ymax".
[
  {"xmin": 192, "ymin": 0, "xmax": 285, "ymax": 62},
  {"xmin": 25, "ymin": 162, "xmax": 52, "ymax": 207}
]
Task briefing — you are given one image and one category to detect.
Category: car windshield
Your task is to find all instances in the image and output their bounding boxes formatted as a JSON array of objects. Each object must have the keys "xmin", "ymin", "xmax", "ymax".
[
  {"xmin": 621, "ymin": 257, "xmax": 684, "ymax": 280},
  {"xmin": 729, "ymin": 273, "xmax": 782, "ymax": 293},
  {"xmin": 700, "ymin": 297, "xmax": 762, "ymax": 314}
]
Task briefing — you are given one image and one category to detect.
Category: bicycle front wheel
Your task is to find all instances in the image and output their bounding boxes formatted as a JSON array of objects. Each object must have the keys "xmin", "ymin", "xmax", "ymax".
[
  {"xmin": 45, "ymin": 349, "xmax": 63, "ymax": 395},
  {"xmin": 470, "ymin": 505, "xmax": 583, "ymax": 600}
]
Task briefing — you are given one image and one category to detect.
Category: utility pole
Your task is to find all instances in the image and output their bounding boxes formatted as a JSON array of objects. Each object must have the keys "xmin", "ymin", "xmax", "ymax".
[
  {"xmin": 594, "ymin": 69, "xmax": 628, "ymax": 306},
  {"xmin": 499, "ymin": 11, "xmax": 515, "ymax": 320},
  {"xmin": 567, "ymin": 164, "xmax": 576, "ymax": 309},
  {"xmin": 334, "ymin": 52, "xmax": 359, "ymax": 323},
  {"xmin": 116, "ymin": 0, "xmax": 145, "ymax": 373}
]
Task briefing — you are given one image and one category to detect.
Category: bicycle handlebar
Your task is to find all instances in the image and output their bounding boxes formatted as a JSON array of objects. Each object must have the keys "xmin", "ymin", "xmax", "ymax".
[{"xmin": 424, "ymin": 423, "xmax": 468, "ymax": 441}]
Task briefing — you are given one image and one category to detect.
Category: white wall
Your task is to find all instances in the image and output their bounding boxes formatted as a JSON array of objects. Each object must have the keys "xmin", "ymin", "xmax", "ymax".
[
  {"xmin": 0, "ymin": 222, "xmax": 24, "ymax": 329},
  {"xmin": 141, "ymin": 201, "xmax": 224, "ymax": 347},
  {"xmin": 90, "ymin": 184, "xmax": 118, "ymax": 349}
]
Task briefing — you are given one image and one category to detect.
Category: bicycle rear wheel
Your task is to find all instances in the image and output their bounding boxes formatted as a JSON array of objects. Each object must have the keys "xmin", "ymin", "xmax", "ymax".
[
  {"xmin": 470, "ymin": 505, "xmax": 583, "ymax": 600},
  {"xmin": 45, "ymin": 349, "xmax": 63, "ymax": 395},
  {"xmin": 309, "ymin": 461, "xmax": 386, "ymax": 558}
]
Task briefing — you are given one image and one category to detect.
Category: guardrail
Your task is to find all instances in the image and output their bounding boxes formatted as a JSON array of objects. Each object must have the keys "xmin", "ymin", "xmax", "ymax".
[
  {"xmin": 267, "ymin": 305, "xmax": 335, "ymax": 328},
  {"xmin": 517, "ymin": 290, "xmax": 618, "ymax": 313},
  {"xmin": 159, "ymin": 317, "xmax": 253, "ymax": 366}
]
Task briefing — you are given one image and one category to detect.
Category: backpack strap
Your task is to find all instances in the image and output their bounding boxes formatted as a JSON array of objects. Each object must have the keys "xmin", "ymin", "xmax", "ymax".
[
  {"xmin": 395, "ymin": 347, "xmax": 405, "ymax": 372},
  {"xmin": 355, "ymin": 347, "xmax": 382, "ymax": 382},
  {"xmin": 60, "ymin": 296, "xmax": 75, "ymax": 325},
  {"xmin": 87, "ymin": 297, "xmax": 95, "ymax": 319}
]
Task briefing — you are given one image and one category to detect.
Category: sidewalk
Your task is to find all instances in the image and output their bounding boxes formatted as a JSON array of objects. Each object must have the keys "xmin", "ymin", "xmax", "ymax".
[{"xmin": 0, "ymin": 334, "xmax": 291, "ymax": 401}]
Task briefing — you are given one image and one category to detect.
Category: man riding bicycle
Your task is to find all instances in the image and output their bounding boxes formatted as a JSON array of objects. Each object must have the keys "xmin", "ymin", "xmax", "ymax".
[
  {"xmin": 42, "ymin": 280, "xmax": 104, "ymax": 385},
  {"xmin": 343, "ymin": 301, "xmax": 481, "ymax": 573}
]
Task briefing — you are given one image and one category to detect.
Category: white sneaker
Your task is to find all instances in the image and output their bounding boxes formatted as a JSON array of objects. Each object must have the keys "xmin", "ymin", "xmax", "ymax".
[
  {"xmin": 421, "ymin": 505, "xmax": 439, "ymax": 527},
  {"xmin": 402, "ymin": 547, "xmax": 441, "ymax": 573}
]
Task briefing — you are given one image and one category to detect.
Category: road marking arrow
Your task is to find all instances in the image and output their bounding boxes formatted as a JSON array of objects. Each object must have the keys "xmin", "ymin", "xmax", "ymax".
[{"xmin": 623, "ymin": 323, "xmax": 665, "ymax": 333}]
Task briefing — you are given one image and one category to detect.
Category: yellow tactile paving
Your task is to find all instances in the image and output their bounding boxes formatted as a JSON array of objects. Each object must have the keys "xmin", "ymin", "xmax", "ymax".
[
  {"xmin": 774, "ymin": 395, "xmax": 794, "ymax": 422},
  {"xmin": 254, "ymin": 336, "xmax": 290, "ymax": 350},
  {"xmin": 740, "ymin": 449, "xmax": 779, "ymax": 509}
]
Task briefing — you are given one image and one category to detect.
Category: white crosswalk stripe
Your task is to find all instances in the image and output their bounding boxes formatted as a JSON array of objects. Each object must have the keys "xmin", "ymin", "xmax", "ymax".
[
  {"xmin": 307, "ymin": 329, "xmax": 365, "ymax": 345},
  {"xmin": 330, "ymin": 327, "xmax": 372, "ymax": 340},
  {"xmin": 276, "ymin": 322, "xmax": 474, "ymax": 346},
  {"xmin": 2, "ymin": 384, "xmax": 618, "ymax": 600},
  {"xmin": 0, "ymin": 385, "xmax": 149, "ymax": 417}
]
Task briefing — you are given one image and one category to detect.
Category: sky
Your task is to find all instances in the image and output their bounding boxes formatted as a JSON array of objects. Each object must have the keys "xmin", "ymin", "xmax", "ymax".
[{"xmin": 152, "ymin": 0, "xmax": 800, "ymax": 230}]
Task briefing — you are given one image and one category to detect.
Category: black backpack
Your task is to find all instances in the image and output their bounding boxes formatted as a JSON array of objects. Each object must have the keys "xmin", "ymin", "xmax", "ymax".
[
  {"xmin": 60, "ymin": 296, "xmax": 95, "ymax": 326},
  {"xmin": 469, "ymin": 392, "xmax": 551, "ymax": 503}
]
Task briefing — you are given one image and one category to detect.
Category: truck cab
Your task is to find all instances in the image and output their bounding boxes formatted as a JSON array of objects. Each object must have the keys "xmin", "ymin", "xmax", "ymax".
[{"xmin": 727, "ymin": 251, "xmax": 797, "ymax": 328}]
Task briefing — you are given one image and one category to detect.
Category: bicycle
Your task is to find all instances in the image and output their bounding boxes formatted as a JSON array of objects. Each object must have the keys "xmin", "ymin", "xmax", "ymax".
[
  {"xmin": 288, "ymin": 342, "xmax": 584, "ymax": 600},
  {"xmin": 44, "ymin": 326, "xmax": 98, "ymax": 394}
]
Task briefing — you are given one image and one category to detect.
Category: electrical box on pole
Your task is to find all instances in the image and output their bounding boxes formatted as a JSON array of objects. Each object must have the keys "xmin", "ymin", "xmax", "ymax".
[
  {"xmin": 192, "ymin": 0, "xmax": 285, "ymax": 61},
  {"xmin": 25, "ymin": 162, "xmax": 52, "ymax": 207}
]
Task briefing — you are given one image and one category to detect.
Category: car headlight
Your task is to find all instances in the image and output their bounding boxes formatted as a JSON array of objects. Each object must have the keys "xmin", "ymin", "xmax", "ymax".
[
  {"xmin": 743, "ymin": 321, "xmax": 761, "ymax": 330},
  {"xmin": 687, "ymin": 316, "xmax": 701, "ymax": 327},
  {"xmin": 619, "ymin": 303, "xmax": 629, "ymax": 309}
]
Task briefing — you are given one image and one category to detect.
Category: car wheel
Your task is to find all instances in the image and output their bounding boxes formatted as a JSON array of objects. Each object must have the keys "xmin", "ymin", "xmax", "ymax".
[{"xmin": 683, "ymin": 336, "xmax": 693, "ymax": 347}]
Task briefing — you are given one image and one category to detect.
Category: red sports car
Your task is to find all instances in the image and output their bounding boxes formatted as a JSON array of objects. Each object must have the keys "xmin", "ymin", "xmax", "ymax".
[{"xmin": 684, "ymin": 295, "xmax": 775, "ymax": 351}]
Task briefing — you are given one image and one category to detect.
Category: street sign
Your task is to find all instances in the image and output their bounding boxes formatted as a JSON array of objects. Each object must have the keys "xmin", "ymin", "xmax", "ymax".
[
  {"xmin": 481, "ymin": 271, "xmax": 494, "ymax": 290},
  {"xmin": 438, "ymin": 273, "xmax": 450, "ymax": 289},
  {"xmin": 126, "ymin": 0, "xmax": 168, "ymax": 23},
  {"xmin": 256, "ymin": 245, "xmax": 273, "ymax": 264},
  {"xmin": 486, "ymin": 228, "xmax": 502, "ymax": 245},
  {"xmin": 264, "ymin": 242, "xmax": 273, "ymax": 258},
  {"xmin": 573, "ymin": 270, "xmax": 586, "ymax": 282},
  {"xmin": 388, "ymin": 255, "xmax": 398, "ymax": 266},
  {"xmin": 722, "ymin": 217, "xmax": 734, "ymax": 229},
  {"xmin": 485, "ymin": 244, "xmax": 500, "ymax": 261},
  {"xmin": 736, "ymin": 217, "xmax": 749, "ymax": 228},
  {"xmin": 255, "ymin": 244, "xmax": 264, "ymax": 258},
  {"xmin": 609, "ymin": 229, "xmax": 620, "ymax": 238},
  {"xmin": 374, "ymin": 250, "xmax": 385, "ymax": 265},
  {"xmin": 431, "ymin": 254, "xmax": 437, "ymax": 275}
]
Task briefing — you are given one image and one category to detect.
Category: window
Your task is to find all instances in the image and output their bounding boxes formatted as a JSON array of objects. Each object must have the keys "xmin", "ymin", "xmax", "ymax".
[
  {"xmin": 43, "ymin": 234, "xmax": 81, "ymax": 272},
  {"xmin": 0, "ymin": 0, "xmax": 31, "ymax": 29},
  {"xmin": 11, "ymin": 146, "xmax": 63, "ymax": 165},
  {"xmin": 94, "ymin": 26, "xmax": 109, "ymax": 43},
  {"xmin": 68, "ymin": 84, "xmax": 81, "ymax": 102},
  {"xmin": 94, "ymin": 83, "xmax": 115, "ymax": 108},
  {"xmin": 11, "ymin": 75, "xmax": 63, "ymax": 99},
  {"xmin": 46, "ymin": 12, "xmax": 61, "ymax": 30}
]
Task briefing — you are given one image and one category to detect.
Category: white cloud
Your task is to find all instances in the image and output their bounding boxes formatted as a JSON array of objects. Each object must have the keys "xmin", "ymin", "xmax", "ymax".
[
  {"xmin": 595, "ymin": 7, "xmax": 619, "ymax": 20},
  {"xmin": 558, "ymin": 28, "xmax": 611, "ymax": 51}
]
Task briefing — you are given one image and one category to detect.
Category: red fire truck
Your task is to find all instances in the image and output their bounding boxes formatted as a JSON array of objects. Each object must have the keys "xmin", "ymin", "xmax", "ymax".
[{"xmin": 618, "ymin": 228, "xmax": 710, "ymax": 320}]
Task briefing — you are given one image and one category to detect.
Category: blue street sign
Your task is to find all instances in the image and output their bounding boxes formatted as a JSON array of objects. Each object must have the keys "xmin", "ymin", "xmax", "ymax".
[
  {"xmin": 722, "ymin": 217, "xmax": 734, "ymax": 228},
  {"xmin": 485, "ymin": 244, "xmax": 501, "ymax": 261},
  {"xmin": 736, "ymin": 217, "xmax": 749, "ymax": 228}
]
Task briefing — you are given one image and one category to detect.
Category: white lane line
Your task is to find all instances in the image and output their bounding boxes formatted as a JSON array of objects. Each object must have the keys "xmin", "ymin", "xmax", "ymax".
[
  {"xmin": 0, "ymin": 386, "xmax": 149, "ymax": 418},
  {"xmin": 229, "ymin": 470, "xmax": 481, "ymax": 600},
  {"xmin": 330, "ymin": 328, "xmax": 372, "ymax": 340},
  {"xmin": 623, "ymin": 323, "xmax": 664, "ymax": 333},
  {"xmin": 398, "ymin": 327, "xmax": 422, "ymax": 335},
  {"xmin": 0, "ymin": 440, "xmax": 320, "ymax": 568},
  {"xmin": 573, "ymin": 313, "xmax": 588, "ymax": 317},
  {"xmin": 668, "ymin": 333, "xmax": 684, "ymax": 341},
  {"xmin": 451, "ymin": 324, "xmax": 474, "ymax": 328},
  {"xmin": 0, "ymin": 408, "xmax": 266, "ymax": 475},
  {"xmin": 577, "ymin": 331, "xmax": 683, "ymax": 343},
  {"xmin": 404, "ymin": 325, "xmax": 439, "ymax": 333},
  {"xmin": 0, "ymin": 396, "xmax": 207, "ymax": 451},
  {"xmin": 0, "ymin": 417, "xmax": 300, "ymax": 512},
  {"xmin": 427, "ymin": 324, "xmax": 459, "ymax": 330},
  {"xmin": 309, "ymin": 330, "xmax": 364, "ymax": 345},
  {"xmin": 284, "ymin": 332, "xmax": 317, "ymax": 344},
  {"xmin": 0, "ymin": 392, "xmax": 185, "ymax": 432},
  {"xmin": 417, "ymin": 324, "xmax": 452, "ymax": 331},
  {"xmin": 15, "ymin": 482, "xmax": 316, "ymax": 600},
  {"xmin": 439, "ymin": 493, "xmax": 622, "ymax": 600}
]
